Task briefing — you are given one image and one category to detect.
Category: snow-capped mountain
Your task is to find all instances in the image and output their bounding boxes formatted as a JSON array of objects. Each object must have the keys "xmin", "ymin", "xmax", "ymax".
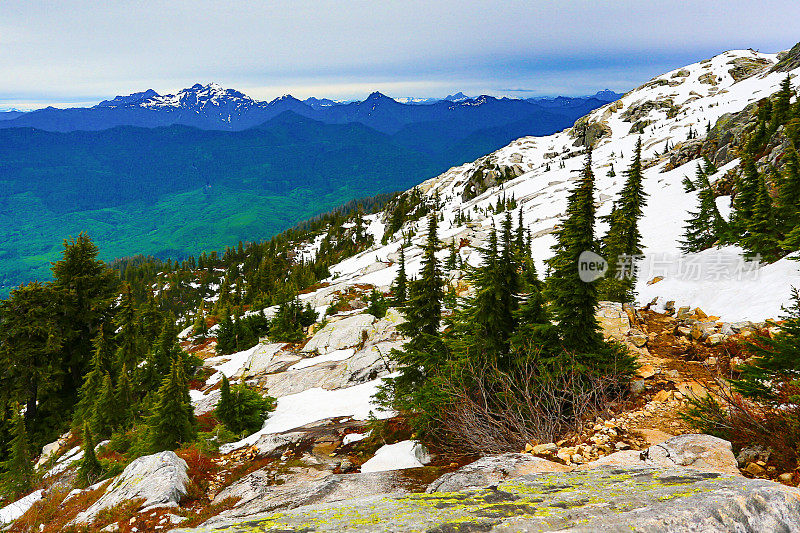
[
  {"xmin": 0, "ymin": 84, "xmax": 616, "ymax": 135},
  {"xmin": 292, "ymin": 47, "xmax": 800, "ymax": 324}
]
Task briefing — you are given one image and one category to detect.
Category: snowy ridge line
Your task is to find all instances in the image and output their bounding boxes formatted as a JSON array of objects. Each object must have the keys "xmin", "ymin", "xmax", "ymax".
[{"xmin": 290, "ymin": 47, "xmax": 800, "ymax": 322}]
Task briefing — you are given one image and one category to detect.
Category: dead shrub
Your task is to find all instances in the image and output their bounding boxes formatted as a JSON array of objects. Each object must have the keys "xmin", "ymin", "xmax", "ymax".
[
  {"xmin": 683, "ymin": 374, "xmax": 800, "ymax": 471},
  {"xmin": 433, "ymin": 357, "xmax": 625, "ymax": 455}
]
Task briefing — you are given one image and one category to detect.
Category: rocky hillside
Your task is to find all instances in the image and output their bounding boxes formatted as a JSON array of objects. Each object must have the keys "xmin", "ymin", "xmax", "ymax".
[{"xmin": 2, "ymin": 44, "xmax": 800, "ymax": 531}]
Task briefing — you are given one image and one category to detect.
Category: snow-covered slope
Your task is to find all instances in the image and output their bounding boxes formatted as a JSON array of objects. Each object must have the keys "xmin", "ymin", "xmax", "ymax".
[{"xmin": 298, "ymin": 48, "xmax": 800, "ymax": 322}]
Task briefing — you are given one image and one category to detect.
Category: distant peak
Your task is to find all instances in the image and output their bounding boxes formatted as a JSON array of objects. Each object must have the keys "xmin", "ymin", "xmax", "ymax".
[
  {"xmin": 444, "ymin": 91, "xmax": 469, "ymax": 101},
  {"xmin": 268, "ymin": 94, "xmax": 302, "ymax": 105},
  {"xmin": 96, "ymin": 88, "xmax": 160, "ymax": 108},
  {"xmin": 365, "ymin": 91, "xmax": 391, "ymax": 101}
]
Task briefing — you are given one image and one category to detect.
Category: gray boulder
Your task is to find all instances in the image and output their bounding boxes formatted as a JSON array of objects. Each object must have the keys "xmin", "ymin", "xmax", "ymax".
[
  {"xmin": 73, "ymin": 451, "xmax": 188, "ymax": 524},
  {"xmin": 303, "ymin": 314, "xmax": 376, "ymax": 354},
  {"xmin": 204, "ymin": 469, "xmax": 421, "ymax": 527},
  {"xmin": 579, "ymin": 433, "xmax": 740, "ymax": 476},
  {"xmin": 252, "ymin": 431, "xmax": 307, "ymax": 457},
  {"xmin": 172, "ymin": 466, "xmax": 800, "ymax": 532},
  {"xmin": 426, "ymin": 453, "xmax": 570, "ymax": 493}
]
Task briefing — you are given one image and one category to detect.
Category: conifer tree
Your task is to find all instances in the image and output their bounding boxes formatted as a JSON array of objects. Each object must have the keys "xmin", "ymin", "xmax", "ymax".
[
  {"xmin": 600, "ymin": 138, "xmax": 648, "ymax": 302},
  {"xmin": 193, "ymin": 303, "xmax": 208, "ymax": 340},
  {"xmin": 496, "ymin": 212, "xmax": 521, "ymax": 352},
  {"xmin": 77, "ymin": 423, "xmax": 102, "ymax": 486},
  {"xmin": 75, "ymin": 340, "xmax": 109, "ymax": 426},
  {"xmin": 386, "ymin": 212, "xmax": 444, "ymax": 436},
  {"xmin": 139, "ymin": 293, "xmax": 163, "ymax": 346},
  {"xmin": 147, "ymin": 355, "xmax": 196, "ymax": 451},
  {"xmin": 735, "ymin": 288, "xmax": 800, "ymax": 402},
  {"xmin": 0, "ymin": 282, "xmax": 60, "ymax": 433},
  {"xmin": 215, "ymin": 311, "xmax": 235, "ymax": 355},
  {"xmin": 772, "ymin": 74, "xmax": 794, "ymax": 128},
  {"xmin": 0, "ymin": 407, "xmax": 34, "ymax": 497},
  {"xmin": 680, "ymin": 163, "xmax": 727, "ymax": 253},
  {"xmin": 51, "ymin": 233, "xmax": 119, "ymax": 410},
  {"xmin": 138, "ymin": 314, "xmax": 184, "ymax": 391},
  {"xmin": 731, "ymin": 157, "xmax": 760, "ymax": 238},
  {"xmin": 214, "ymin": 375, "xmax": 275, "ymax": 435},
  {"xmin": 547, "ymin": 154, "xmax": 636, "ymax": 377},
  {"xmin": 90, "ymin": 372, "xmax": 117, "ymax": 438},
  {"xmin": 547, "ymin": 154, "xmax": 605, "ymax": 354},
  {"xmin": 511, "ymin": 259, "xmax": 560, "ymax": 362},
  {"xmin": 114, "ymin": 365, "xmax": 134, "ymax": 429},
  {"xmin": 743, "ymin": 170, "xmax": 781, "ymax": 262},
  {"xmin": 777, "ymin": 148, "xmax": 800, "ymax": 238},
  {"xmin": 392, "ymin": 246, "xmax": 408, "ymax": 306},
  {"xmin": 114, "ymin": 283, "xmax": 142, "ymax": 372},
  {"xmin": 445, "ymin": 240, "xmax": 457, "ymax": 271},
  {"xmin": 216, "ymin": 375, "xmax": 234, "ymax": 428},
  {"xmin": 448, "ymin": 214, "xmax": 520, "ymax": 365},
  {"xmin": 269, "ymin": 298, "xmax": 316, "ymax": 343},
  {"xmin": 91, "ymin": 328, "xmax": 115, "ymax": 377}
]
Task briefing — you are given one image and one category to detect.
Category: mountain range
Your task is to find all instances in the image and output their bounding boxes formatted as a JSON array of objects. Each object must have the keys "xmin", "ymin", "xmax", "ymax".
[
  {"xmin": 0, "ymin": 84, "xmax": 621, "ymax": 133},
  {"xmin": 0, "ymin": 85, "xmax": 616, "ymax": 295}
]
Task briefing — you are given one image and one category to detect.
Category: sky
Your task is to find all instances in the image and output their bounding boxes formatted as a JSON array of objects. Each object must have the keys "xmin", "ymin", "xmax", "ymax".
[{"xmin": 1, "ymin": 0, "xmax": 799, "ymax": 110}]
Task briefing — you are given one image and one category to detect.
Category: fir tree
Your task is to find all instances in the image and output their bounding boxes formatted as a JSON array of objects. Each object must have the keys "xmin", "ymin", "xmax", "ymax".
[
  {"xmin": 392, "ymin": 246, "xmax": 408, "ymax": 306},
  {"xmin": 600, "ymin": 138, "xmax": 648, "ymax": 302},
  {"xmin": 0, "ymin": 407, "xmax": 35, "ymax": 497},
  {"xmin": 735, "ymin": 288, "xmax": 800, "ymax": 402},
  {"xmin": 75, "ymin": 339, "xmax": 109, "ymax": 426},
  {"xmin": 114, "ymin": 283, "xmax": 142, "ymax": 372},
  {"xmin": 51, "ymin": 233, "xmax": 119, "ymax": 412},
  {"xmin": 90, "ymin": 372, "xmax": 117, "ymax": 439},
  {"xmin": 215, "ymin": 311, "xmax": 235, "ymax": 355},
  {"xmin": 515, "ymin": 208, "xmax": 527, "ymax": 257},
  {"xmin": 777, "ymin": 148, "xmax": 800, "ymax": 239},
  {"xmin": 772, "ymin": 74, "xmax": 794, "ymax": 128},
  {"xmin": 138, "ymin": 314, "xmax": 183, "ymax": 391},
  {"xmin": 743, "ymin": 169, "xmax": 781, "ymax": 262},
  {"xmin": 445, "ymin": 240, "xmax": 458, "ymax": 271},
  {"xmin": 193, "ymin": 303, "xmax": 208, "ymax": 340},
  {"xmin": 546, "ymin": 154, "xmax": 635, "ymax": 377},
  {"xmin": 77, "ymin": 423, "xmax": 102, "ymax": 486},
  {"xmin": 365, "ymin": 290, "xmax": 388, "ymax": 319},
  {"xmin": 731, "ymin": 157, "xmax": 760, "ymax": 238},
  {"xmin": 0, "ymin": 282, "xmax": 60, "ymax": 434},
  {"xmin": 269, "ymin": 298, "xmax": 317, "ymax": 343},
  {"xmin": 448, "ymin": 214, "xmax": 520, "ymax": 365},
  {"xmin": 511, "ymin": 259, "xmax": 560, "ymax": 363},
  {"xmin": 385, "ymin": 212, "xmax": 444, "ymax": 436},
  {"xmin": 139, "ymin": 293, "xmax": 163, "ymax": 346},
  {"xmin": 214, "ymin": 376, "xmax": 275, "ymax": 435},
  {"xmin": 216, "ymin": 375, "xmax": 234, "ymax": 429},
  {"xmin": 114, "ymin": 365, "xmax": 134, "ymax": 429},
  {"xmin": 547, "ymin": 154, "xmax": 605, "ymax": 354},
  {"xmin": 680, "ymin": 163, "xmax": 727, "ymax": 253},
  {"xmin": 147, "ymin": 355, "xmax": 196, "ymax": 451}
]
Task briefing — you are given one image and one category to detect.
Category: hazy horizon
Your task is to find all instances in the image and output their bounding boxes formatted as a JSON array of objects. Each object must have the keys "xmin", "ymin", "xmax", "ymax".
[{"xmin": 3, "ymin": 0, "xmax": 799, "ymax": 110}]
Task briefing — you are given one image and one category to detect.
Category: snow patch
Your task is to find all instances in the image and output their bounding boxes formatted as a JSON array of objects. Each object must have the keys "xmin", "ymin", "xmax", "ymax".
[
  {"xmin": 220, "ymin": 378, "xmax": 394, "ymax": 453},
  {"xmin": 0, "ymin": 489, "xmax": 43, "ymax": 525},
  {"xmin": 360, "ymin": 440, "xmax": 430, "ymax": 473}
]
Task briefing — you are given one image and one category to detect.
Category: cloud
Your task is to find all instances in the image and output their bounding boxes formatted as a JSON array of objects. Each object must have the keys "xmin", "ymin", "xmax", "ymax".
[{"xmin": 1, "ymin": 0, "xmax": 798, "ymax": 107}]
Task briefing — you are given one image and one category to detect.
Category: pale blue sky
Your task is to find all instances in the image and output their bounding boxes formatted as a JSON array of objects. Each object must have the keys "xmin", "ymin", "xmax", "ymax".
[{"xmin": 1, "ymin": 0, "xmax": 798, "ymax": 109}]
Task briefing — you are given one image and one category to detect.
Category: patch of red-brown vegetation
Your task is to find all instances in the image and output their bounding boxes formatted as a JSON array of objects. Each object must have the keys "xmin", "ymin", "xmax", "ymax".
[
  {"xmin": 11, "ymin": 481, "xmax": 110, "ymax": 533},
  {"xmin": 298, "ymin": 281, "xmax": 330, "ymax": 295},
  {"xmin": 177, "ymin": 445, "xmax": 222, "ymax": 503}
]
